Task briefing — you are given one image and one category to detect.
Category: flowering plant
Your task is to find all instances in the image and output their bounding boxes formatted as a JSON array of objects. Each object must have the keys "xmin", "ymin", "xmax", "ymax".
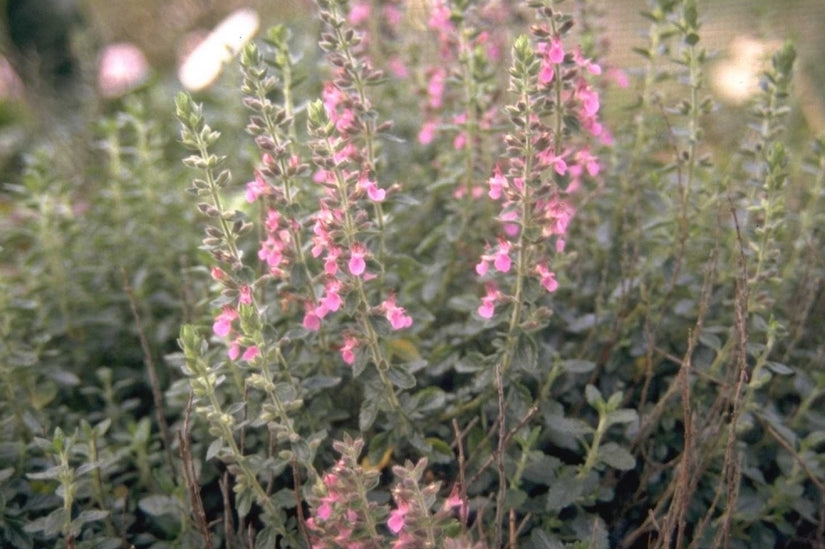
[{"xmin": 2, "ymin": 0, "xmax": 825, "ymax": 548}]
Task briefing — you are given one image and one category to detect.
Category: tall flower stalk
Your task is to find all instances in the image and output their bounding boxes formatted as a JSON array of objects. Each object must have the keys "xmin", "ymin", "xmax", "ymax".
[{"xmin": 474, "ymin": 1, "xmax": 606, "ymax": 543}]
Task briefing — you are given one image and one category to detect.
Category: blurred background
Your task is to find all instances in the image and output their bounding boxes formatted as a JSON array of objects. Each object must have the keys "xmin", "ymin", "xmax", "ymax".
[{"xmin": 1, "ymin": 0, "xmax": 825, "ymax": 181}]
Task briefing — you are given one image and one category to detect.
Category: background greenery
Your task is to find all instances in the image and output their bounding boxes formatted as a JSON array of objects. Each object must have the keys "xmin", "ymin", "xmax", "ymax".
[{"xmin": 1, "ymin": 0, "xmax": 825, "ymax": 548}]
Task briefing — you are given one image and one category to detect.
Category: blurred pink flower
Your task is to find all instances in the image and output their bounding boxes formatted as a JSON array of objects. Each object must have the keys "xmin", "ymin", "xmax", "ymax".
[
  {"xmin": 348, "ymin": 243, "xmax": 367, "ymax": 276},
  {"xmin": 97, "ymin": 43, "xmax": 150, "ymax": 98},
  {"xmin": 0, "ymin": 55, "xmax": 24, "ymax": 100},
  {"xmin": 212, "ymin": 306, "xmax": 237, "ymax": 337},
  {"xmin": 382, "ymin": 295, "xmax": 413, "ymax": 330}
]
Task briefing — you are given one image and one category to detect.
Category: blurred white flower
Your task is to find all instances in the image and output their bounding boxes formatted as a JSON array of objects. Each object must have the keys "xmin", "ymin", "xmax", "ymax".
[
  {"xmin": 711, "ymin": 36, "xmax": 780, "ymax": 105},
  {"xmin": 97, "ymin": 42, "xmax": 150, "ymax": 98},
  {"xmin": 177, "ymin": 8, "xmax": 260, "ymax": 92}
]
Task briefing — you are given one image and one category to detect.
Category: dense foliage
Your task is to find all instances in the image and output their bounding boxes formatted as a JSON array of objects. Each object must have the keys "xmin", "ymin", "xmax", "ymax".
[{"xmin": 2, "ymin": 0, "xmax": 824, "ymax": 548}]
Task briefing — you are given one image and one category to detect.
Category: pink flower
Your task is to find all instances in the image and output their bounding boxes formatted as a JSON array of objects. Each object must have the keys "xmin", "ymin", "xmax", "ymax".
[
  {"xmin": 536, "ymin": 264, "xmax": 559, "ymax": 293},
  {"xmin": 539, "ymin": 63, "xmax": 555, "ymax": 85},
  {"xmin": 382, "ymin": 295, "xmax": 413, "ymax": 330},
  {"xmin": 97, "ymin": 42, "xmax": 150, "ymax": 98},
  {"xmin": 475, "ymin": 257, "xmax": 489, "ymax": 277},
  {"xmin": 211, "ymin": 266, "xmax": 227, "ymax": 281},
  {"xmin": 303, "ymin": 306, "xmax": 321, "ymax": 331},
  {"xmin": 334, "ymin": 107, "xmax": 356, "ymax": 133},
  {"xmin": 418, "ymin": 120, "xmax": 438, "ymax": 144},
  {"xmin": 319, "ymin": 279, "xmax": 343, "ymax": 315},
  {"xmin": 387, "ymin": 500, "xmax": 409, "ymax": 534},
  {"xmin": 388, "ymin": 56, "xmax": 408, "ymax": 78},
  {"xmin": 548, "ymin": 198, "xmax": 575, "ymax": 236},
  {"xmin": 242, "ymin": 345, "xmax": 259, "ymax": 361},
  {"xmin": 444, "ymin": 483, "xmax": 466, "ymax": 513},
  {"xmin": 500, "ymin": 209, "xmax": 520, "ymax": 237},
  {"xmin": 340, "ymin": 335, "xmax": 358, "ymax": 365},
  {"xmin": 358, "ymin": 173, "xmax": 386, "ymax": 202},
  {"xmin": 575, "ymin": 148, "xmax": 600, "ymax": 177},
  {"xmin": 245, "ymin": 170, "xmax": 269, "ymax": 203},
  {"xmin": 317, "ymin": 500, "xmax": 333, "ymax": 521},
  {"xmin": 265, "ymin": 209, "xmax": 281, "ymax": 232},
  {"xmin": 493, "ymin": 239, "xmax": 512, "ymax": 272},
  {"xmin": 322, "ymin": 81, "xmax": 345, "ymax": 114},
  {"xmin": 213, "ymin": 306, "xmax": 237, "ymax": 337},
  {"xmin": 478, "ymin": 283, "xmax": 501, "ymax": 319},
  {"xmin": 453, "ymin": 112, "xmax": 468, "ymax": 150},
  {"xmin": 548, "ymin": 37, "xmax": 565, "ymax": 64},
  {"xmin": 228, "ymin": 340, "xmax": 241, "ymax": 360},
  {"xmin": 488, "ymin": 166, "xmax": 508, "ymax": 200},
  {"xmin": 259, "ymin": 235, "xmax": 285, "ymax": 269},
  {"xmin": 578, "ymin": 84, "xmax": 600, "ymax": 116},
  {"xmin": 348, "ymin": 1, "xmax": 370, "ymax": 25},
  {"xmin": 608, "ymin": 67, "xmax": 630, "ymax": 88},
  {"xmin": 427, "ymin": 68, "xmax": 446, "ymax": 109},
  {"xmin": 538, "ymin": 147, "xmax": 569, "ymax": 176},
  {"xmin": 324, "ymin": 246, "xmax": 340, "ymax": 275},
  {"xmin": 239, "ymin": 285, "xmax": 252, "ymax": 305},
  {"xmin": 573, "ymin": 48, "xmax": 602, "ymax": 75},
  {"xmin": 453, "ymin": 132, "xmax": 467, "ymax": 150},
  {"xmin": 348, "ymin": 243, "xmax": 367, "ymax": 276},
  {"xmin": 333, "ymin": 142, "xmax": 358, "ymax": 165},
  {"xmin": 428, "ymin": 2, "xmax": 452, "ymax": 34}
]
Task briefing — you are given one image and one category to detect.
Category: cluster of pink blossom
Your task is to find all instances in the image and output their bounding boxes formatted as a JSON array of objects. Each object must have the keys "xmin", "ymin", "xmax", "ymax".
[
  {"xmin": 306, "ymin": 437, "xmax": 383, "ymax": 549},
  {"xmin": 305, "ymin": 0, "xmax": 414, "ymax": 363},
  {"xmin": 475, "ymin": 18, "xmax": 617, "ymax": 320},
  {"xmin": 386, "ymin": 459, "xmax": 467, "ymax": 548},
  {"xmin": 415, "ymin": 0, "xmax": 510, "ymax": 156},
  {"xmin": 209, "ymin": 269, "xmax": 259, "ymax": 362},
  {"xmin": 307, "ymin": 446, "xmax": 470, "ymax": 549},
  {"xmin": 226, "ymin": 0, "xmax": 415, "ymax": 370}
]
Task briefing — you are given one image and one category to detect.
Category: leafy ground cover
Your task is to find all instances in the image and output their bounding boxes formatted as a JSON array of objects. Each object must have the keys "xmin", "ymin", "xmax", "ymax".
[{"xmin": 1, "ymin": 0, "xmax": 824, "ymax": 547}]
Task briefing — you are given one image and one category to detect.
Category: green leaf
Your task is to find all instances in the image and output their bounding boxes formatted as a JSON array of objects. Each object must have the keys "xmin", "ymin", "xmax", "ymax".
[
  {"xmin": 606, "ymin": 408, "xmax": 639, "ymax": 426},
  {"xmin": 27, "ymin": 466, "xmax": 62, "ymax": 481},
  {"xmin": 302, "ymin": 375, "xmax": 342, "ymax": 392},
  {"xmin": 544, "ymin": 414, "xmax": 593, "ymax": 436},
  {"xmin": 513, "ymin": 335, "xmax": 538, "ymax": 372},
  {"xmin": 504, "ymin": 488, "xmax": 527, "ymax": 510},
  {"xmin": 546, "ymin": 473, "xmax": 586, "ymax": 511},
  {"xmin": 522, "ymin": 452, "xmax": 561, "ymax": 485},
  {"xmin": 23, "ymin": 509, "xmax": 65, "ymax": 536},
  {"xmin": 74, "ymin": 509, "xmax": 110, "ymax": 525},
  {"xmin": 410, "ymin": 387, "xmax": 446, "ymax": 414},
  {"xmin": 585, "ymin": 384, "xmax": 603, "ymax": 408},
  {"xmin": 766, "ymin": 361, "xmax": 793, "ymax": 376},
  {"xmin": 632, "ymin": 46, "xmax": 652, "ymax": 59},
  {"xmin": 386, "ymin": 364, "xmax": 416, "ymax": 389},
  {"xmin": 426, "ymin": 437, "xmax": 453, "ymax": 463},
  {"xmin": 359, "ymin": 399, "xmax": 378, "ymax": 432},
  {"xmin": 560, "ymin": 359, "xmax": 596, "ymax": 374},
  {"xmin": 0, "ymin": 467, "xmax": 14, "ymax": 483},
  {"xmin": 138, "ymin": 495, "xmax": 180, "ymax": 517},
  {"xmin": 235, "ymin": 487, "xmax": 254, "ymax": 519},
  {"xmin": 528, "ymin": 529, "xmax": 565, "ymax": 549},
  {"xmin": 206, "ymin": 439, "xmax": 223, "ymax": 461},
  {"xmin": 598, "ymin": 442, "xmax": 636, "ymax": 471}
]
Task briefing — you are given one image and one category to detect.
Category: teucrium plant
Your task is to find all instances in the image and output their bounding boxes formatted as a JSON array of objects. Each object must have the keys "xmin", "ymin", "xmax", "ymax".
[{"xmin": 9, "ymin": 0, "xmax": 825, "ymax": 547}]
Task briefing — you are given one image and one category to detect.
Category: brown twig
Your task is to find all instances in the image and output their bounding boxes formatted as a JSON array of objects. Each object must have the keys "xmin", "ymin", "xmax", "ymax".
[
  {"xmin": 180, "ymin": 394, "xmax": 216, "ymax": 549},
  {"xmin": 709, "ymin": 195, "xmax": 750, "ymax": 549},
  {"xmin": 121, "ymin": 267, "xmax": 176, "ymax": 479},
  {"xmin": 468, "ymin": 404, "xmax": 540, "ymax": 488},
  {"xmin": 220, "ymin": 472, "xmax": 235, "ymax": 549},
  {"xmin": 293, "ymin": 454, "xmax": 312, "ymax": 547},
  {"xmin": 452, "ymin": 419, "xmax": 469, "ymax": 529}
]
